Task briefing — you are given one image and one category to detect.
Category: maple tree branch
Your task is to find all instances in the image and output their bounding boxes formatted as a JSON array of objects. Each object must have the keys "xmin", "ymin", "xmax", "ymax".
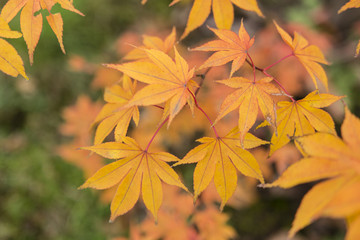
[
  {"xmin": 145, "ymin": 116, "xmax": 169, "ymax": 151},
  {"xmin": 153, "ymin": 105, "xmax": 164, "ymax": 110},
  {"xmin": 247, "ymin": 53, "xmax": 256, "ymax": 82},
  {"xmin": 195, "ymin": 67, "xmax": 212, "ymax": 96},
  {"xmin": 262, "ymin": 71, "xmax": 295, "ymax": 102},
  {"xmin": 263, "ymin": 53, "xmax": 294, "ymax": 71},
  {"xmin": 187, "ymin": 88, "xmax": 219, "ymax": 138},
  {"xmin": 245, "ymin": 56, "xmax": 295, "ymax": 102}
]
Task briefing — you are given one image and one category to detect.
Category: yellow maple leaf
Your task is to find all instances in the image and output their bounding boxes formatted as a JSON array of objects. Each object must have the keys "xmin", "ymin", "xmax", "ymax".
[
  {"xmin": 1, "ymin": 0, "xmax": 83, "ymax": 64},
  {"xmin": 181, "ymin": 0, "xmax": 263, "ymax": 39},
  {"xmin": 192, "ymin": 20, "xmax": 254, "ymax": 77},
  {"xmin": 79, "ymin": 137, "xmax": 188, "ymax": 222},
  {"xmin": 0, "ymin": 16, "xmax": 27, "ymax": 79},
  {"xmin": 92, "ymin": 75, "xmax": 139, "ymax": 145},
  {"xmin": 274, "ymin": 21, "xmax": 329, "ymax": 90},
  {"xmin": 214, "ymin": 77, "xmax": 281, "ymax": 144},
  {"xmin": 106, "ymin": 47, "xmax": 197, "ymax": 125},
  {"xmin": 123, "ymin": 27, "xmax": 176, "ymax": 61},
  {"xmin": 338, "ymin": 0, "xmax": 360, "ymax": 13},
  {"xmin": 175, "ymin": 127, "xmax": 267, "ymax": 209},
  {"xmin": 269, "ymin": 91, "xmax": 342, "ymax": 155},
  {"xmin": 265, "ymin": 107, "xmax": 360, "ymax": 240}
]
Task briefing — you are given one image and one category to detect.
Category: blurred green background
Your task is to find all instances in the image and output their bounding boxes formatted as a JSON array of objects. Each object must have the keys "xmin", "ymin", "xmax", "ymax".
[{"xmin": 0, "ymin": 0, "xmax": 359, "ymax": 239}]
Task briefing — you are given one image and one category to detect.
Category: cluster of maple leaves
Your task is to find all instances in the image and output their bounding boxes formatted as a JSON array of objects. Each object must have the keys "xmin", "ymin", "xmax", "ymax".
[{"xmin": 2, "ymin": 0, "xmax": 360, "ymax": 239}]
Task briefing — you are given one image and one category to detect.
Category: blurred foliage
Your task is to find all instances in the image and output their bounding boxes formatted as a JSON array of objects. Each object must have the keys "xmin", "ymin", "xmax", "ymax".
[{"xmin": 0, "ymin": 0, "xmax": 359, "ymax": 239}]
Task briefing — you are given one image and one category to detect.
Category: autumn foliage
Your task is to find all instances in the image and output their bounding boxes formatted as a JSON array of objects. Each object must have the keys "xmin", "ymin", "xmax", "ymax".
[{"xmin": 3, "ymin": 0, "xmax": 360, "ymax": 239}]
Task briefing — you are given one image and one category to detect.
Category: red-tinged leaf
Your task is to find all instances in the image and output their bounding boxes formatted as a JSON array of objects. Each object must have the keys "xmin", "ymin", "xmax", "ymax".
[
  {"xmin": 215, "ymin": 77, "xmax": 281, "ymax": 144},
  {"xmin": 338, "ymin": 0, "xmax": 360, "ymax": 13},
  {"xmin": 274, "ymin": 21, "xmax": 329, "ymax": 90},
  {"xmin": 193, "ymin": 21, "xmax": 254, "ymax": 76},
  {"xmin": 81, "ymin": 138, "xmax": 187, "ymax": 221}
]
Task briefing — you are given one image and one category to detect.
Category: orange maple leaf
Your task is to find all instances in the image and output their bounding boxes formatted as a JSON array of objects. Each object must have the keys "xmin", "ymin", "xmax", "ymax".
[
  {"xmin": 92, "ymin": 75, "xmax": 139, "ymax": 145},
  {"xmin": 180, "ymin": 0, "xmax": 263, "ymax": 39},
  {"xmin": 79, "ymin": 137, "xmax": 188, "ymax": 222},
  {"xmin": 106, "ymin": 47, "xmax": 198, "ymax": 125},
  {"xmin": 192, "ymin": 20, "xmax": 254, "ymax": 77},
  {"xmin": 214, "ymin": 77, "xmax": 282, "ymax": 144},
  {"xmin": 1, "ymin": 0, "xmax": 83, "ymax": 64},
  {"xmin": 175, "ymin": 127, "xmax": 267, "ymax": 209},
  {"xmin": 274, "ymin": 21, "xmax": 329, "ymax": 90},
  {"xmin": 194, "ymin": 206, "xmax": 236, "ymax": 240},
  {"xmin": 265, "ymin": 107, "xmax": 360, "ymax": 240},
  {"xmin": 0, "ymin": 16, "xmax": 27, "ymax": 79},
  {"xmin": 268, "ymin": 91, "xmax": 342, "ymax": 155}
]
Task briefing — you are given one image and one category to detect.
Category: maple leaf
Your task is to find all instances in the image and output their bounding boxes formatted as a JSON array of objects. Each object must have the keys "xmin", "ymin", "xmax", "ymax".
[
  {"xmin": 79, "ymin": 137, "xmax": 188, "ymax": 222},
  {"xmin": 337, "ymin": 0, "xmax": 360, "ymax": 57},
  {"xmin": 180, "ymin": 0, "xmax": 263, "ymax": 39},
  {"xmin": 106, "ymin": 47, "xmax": 197, "ymax": 125},
  {"xmin": 60, "ymin": 95, "xmax": 102, "ymax": 143},
  {"xmin": 274, "ymin": 21, "xmax": 329, "ymax": 90},
  {"xmin": 132, "ymin": 185, "xmax": 197, "ymax": 240},
  {"xmin": 192, "ymin": 20, "xmax": 254, "ymax": 77},
  {"xmin": 123, "ymin": 27, "xmax": 176, "ymax": 61},
  {"xmin": 265, "ymin": 107, "xmax": 360, "ymax": 240},
  {"xmin": 338, "ymin": 0, "xmax": 360, "ymax": 13},
  {"xmin": 174, "ymin": 127, "xmax": 267, "ymax": 209},
  {"xmin": 92, "ymin": 75, "xmax": 139, "ymax": 145},
  {"xmin": 1, "ymin": 0, "xmax": 84, "ymax": 64},
  {"xmin": 268, "ymin": 91, "xmax": 342, "ymax": 155},
  {"xmin": 0, "ymin": 16, "xmax": 27, "ymax": 79},
  {"xmin": 214, "ymin": 76, "xmax": 281, "ymax": 144}
]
